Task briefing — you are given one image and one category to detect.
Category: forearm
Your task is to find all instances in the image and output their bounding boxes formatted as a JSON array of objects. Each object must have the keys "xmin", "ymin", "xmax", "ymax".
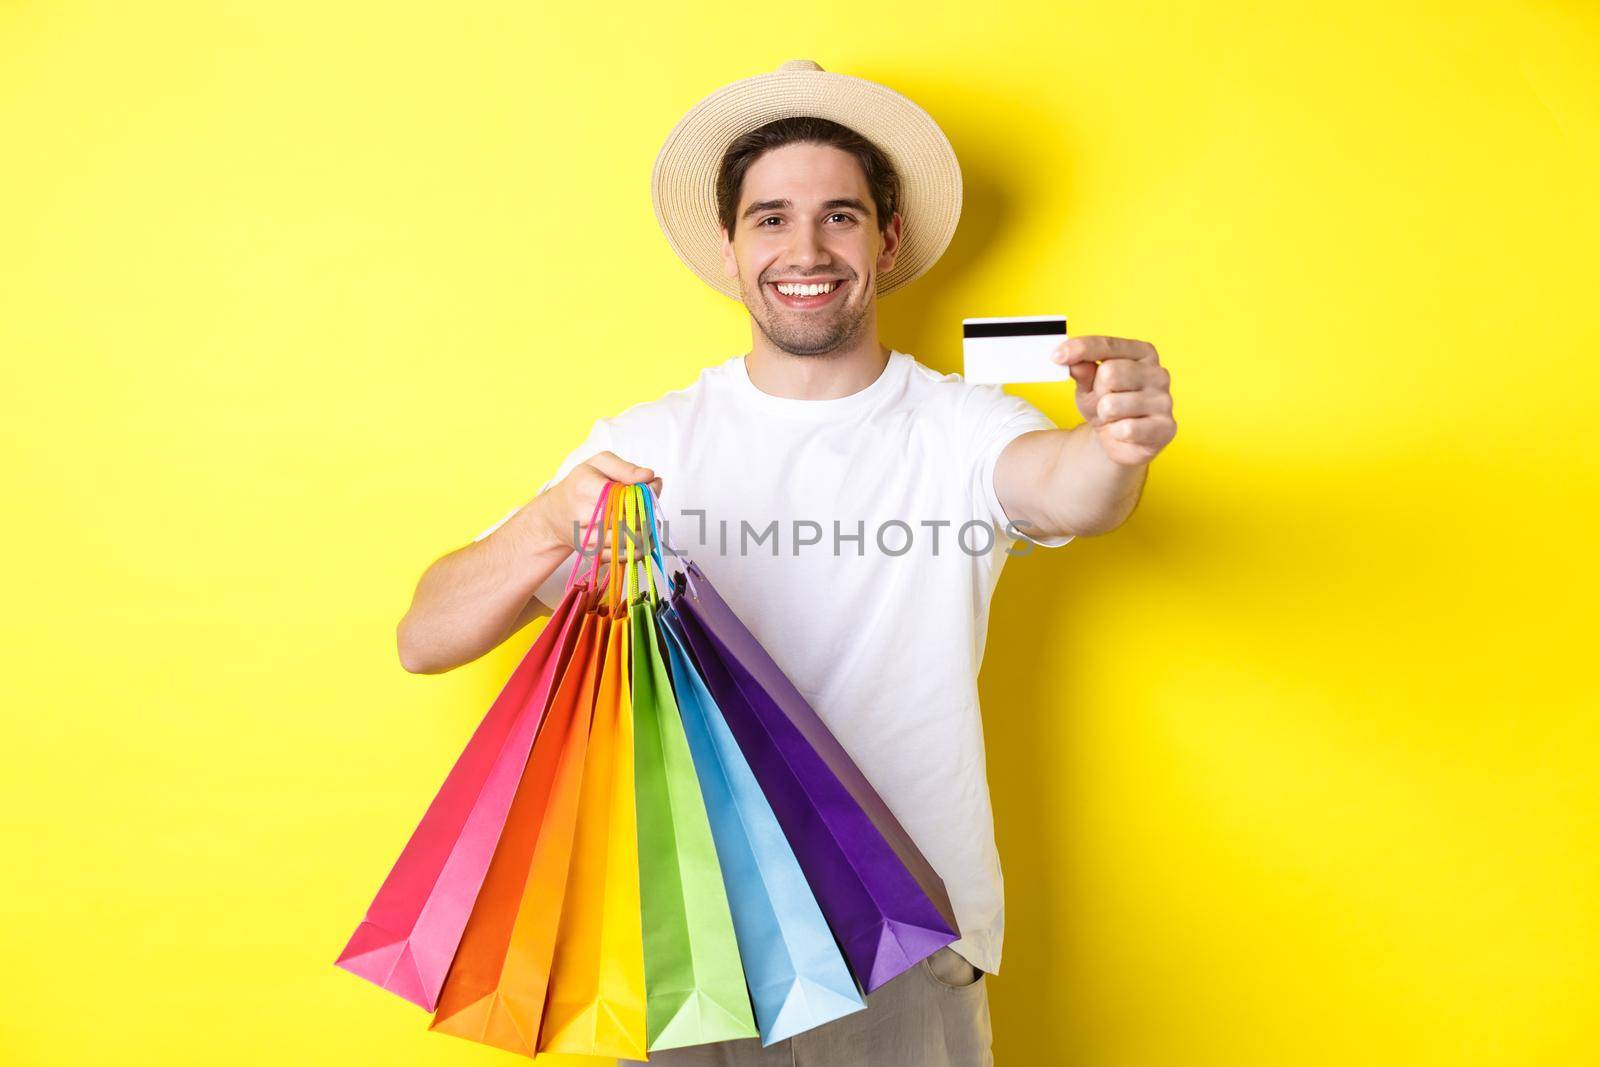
[
  {"xmin": 396, "ymin": 502, "xmax": 569, "ymax": 674},
  {"xmin": 997, "ymin": 424, "xmax": 1148, "ymax": 538}
]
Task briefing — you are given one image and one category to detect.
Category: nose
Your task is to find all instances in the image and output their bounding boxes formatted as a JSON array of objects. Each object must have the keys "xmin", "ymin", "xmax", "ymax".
[{"xmin": 785, "ymin": 221, "xmax": 831, "ymax": 272}]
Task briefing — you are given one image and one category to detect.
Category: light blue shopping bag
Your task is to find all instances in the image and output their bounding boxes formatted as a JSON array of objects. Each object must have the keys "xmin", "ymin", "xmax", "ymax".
[{"xmin": 657, "ymin": 608, "xmax": 866, "ymax": 1044}]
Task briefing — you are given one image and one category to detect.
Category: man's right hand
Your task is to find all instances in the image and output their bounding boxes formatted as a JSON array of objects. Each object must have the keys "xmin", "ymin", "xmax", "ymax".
[
  {"xmin": 524, "ymin": 451, "xmax": 662, "ymax": 560},
  {"xmin": 398, "ymin": 452, "xmax": 662, "ymax": 673}
]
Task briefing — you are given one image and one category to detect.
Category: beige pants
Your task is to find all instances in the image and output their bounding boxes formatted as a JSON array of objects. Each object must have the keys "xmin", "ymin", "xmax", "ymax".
[{"xmin": 621, "ymin": 947, "xmax": 994, "ymax": 1067}]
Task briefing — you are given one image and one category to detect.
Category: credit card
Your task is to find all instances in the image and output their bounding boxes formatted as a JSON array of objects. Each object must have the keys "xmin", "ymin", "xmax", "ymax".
[{"xmin": 962, "ymin": 315, "xmax": 1070, "ymax": 384}]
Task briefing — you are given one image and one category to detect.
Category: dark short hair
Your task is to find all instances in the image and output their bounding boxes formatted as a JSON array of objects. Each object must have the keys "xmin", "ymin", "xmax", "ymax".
[{"xmin": 716, "ymin": 116, "xmax": 901, "ymax": 237}]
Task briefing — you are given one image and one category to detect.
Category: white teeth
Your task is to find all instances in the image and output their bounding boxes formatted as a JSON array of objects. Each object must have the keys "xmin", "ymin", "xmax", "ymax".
[{"xmin": 775, "ymin": 281, "xmax": 837, "ymax": 297}]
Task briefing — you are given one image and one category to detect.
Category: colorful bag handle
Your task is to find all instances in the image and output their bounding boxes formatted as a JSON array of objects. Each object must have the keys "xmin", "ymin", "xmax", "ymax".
[
  {"xmin": 604, "ymin": 482, "xmax": 624, "ymax": 613},
  {"xmin": 637, "ymin": 482, "xmax": 668, "ymax": 578},
  {"xmin": 622, "ymin": 484, "xmax": 646, "ymax": 608},
  {"xmin": 564, "ymin": 480, "xmax": 615, "ymax": 597},
  {"xmin": 628, "ymin": 485, "xmax": 661, "ymax": 611},
  {"xmin": 640, "ymin": 480, "xmax": 698, "ymax": 599},
  {"xmin": 624, "ymin": 483, "xmax": 672, "ymax": 611},
  {"xmin": 602, "ymin": 480, "xmax": 653, "ymax": 614},
  {"xmin": 588, "ymin": 479, "xmax": 627, "ymax": 603},
  {"xmin": 564, "ymin": 479, "xmax": 678, "ymax": 611}
]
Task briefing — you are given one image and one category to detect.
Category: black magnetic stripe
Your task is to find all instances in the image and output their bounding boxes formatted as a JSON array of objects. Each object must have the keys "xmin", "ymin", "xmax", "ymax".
[{"xmin": 963, "ymin": 319, "xmax": 1067, "ymax": 339}]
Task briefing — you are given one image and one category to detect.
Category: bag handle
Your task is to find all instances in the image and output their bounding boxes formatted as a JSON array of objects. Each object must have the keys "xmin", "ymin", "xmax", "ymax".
[
  {"xmin": 564, "ymin": 480, "xmax": 614, "ymax": 597},
  {"xmin": 628, "ymin": 484, "xmax": 662, "ymax": 609},
  {"xmin": 637, "ymin": 482, "xmax": 668, "ymax": 577},
  {"xmin": 620, "ymin": 483, "xmax": 671, "ymax": 609},
  {"xmin": 605, "ymin": 482, "xmax": 625, "ymax": 613},
  {"xmin": 603, "ymin": 480, "xmax": 651, "ymax": 613},
  {"xmin": 623, "ymin": 484, "xmax": 644, "ymax": 607},
  {"xmin": 570, "ymin": 478, "xmax": 681, "ymax": 611},
  {"xmin": 639, "ymin": 480, "xmax": 698, "ymax": 600}
]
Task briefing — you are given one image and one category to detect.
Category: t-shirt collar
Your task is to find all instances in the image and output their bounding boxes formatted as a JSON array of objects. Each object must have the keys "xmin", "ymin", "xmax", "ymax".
[{"xmin": 727, "ymin": 349, "xmax": 908, "ymax": 419}]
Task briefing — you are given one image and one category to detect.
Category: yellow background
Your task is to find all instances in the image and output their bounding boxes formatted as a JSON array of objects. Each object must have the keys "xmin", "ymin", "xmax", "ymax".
[{"xmin": 3, "ymin": 2, "xmax": 1596, "ymax": 1064}]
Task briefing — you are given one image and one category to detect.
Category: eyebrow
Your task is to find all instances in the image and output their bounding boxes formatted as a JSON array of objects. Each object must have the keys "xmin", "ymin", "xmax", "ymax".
[{"xmin": 740, "ymin": 197, "xmax": 872, "ymax": 222}]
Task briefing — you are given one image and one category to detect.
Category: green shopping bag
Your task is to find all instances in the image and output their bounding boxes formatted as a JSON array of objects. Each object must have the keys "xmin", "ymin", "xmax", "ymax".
[{"xmin": 628, "ymin": 486, "xmax": 758, "ymax": 1051}]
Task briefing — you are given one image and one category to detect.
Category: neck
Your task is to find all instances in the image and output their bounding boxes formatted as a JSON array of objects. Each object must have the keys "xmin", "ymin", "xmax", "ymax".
[{"xmin": 745, "ymin": 320, "xmax": 891, "ymax": 401}]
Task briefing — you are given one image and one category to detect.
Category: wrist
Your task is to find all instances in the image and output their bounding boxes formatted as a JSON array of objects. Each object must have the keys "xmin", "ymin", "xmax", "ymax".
[
  {"xmin": 507, "ymin": 493, "xmax": 573, "ymax": 557},
  {"xmin": 1085, "ymin": 421, "xmax": 1151, "ymax": 471}
]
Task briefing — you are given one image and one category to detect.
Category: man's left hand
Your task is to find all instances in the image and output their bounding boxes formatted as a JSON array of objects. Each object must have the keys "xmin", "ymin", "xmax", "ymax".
[{"xmin": 1053, "ymin": 335, "xmax": 1176, "ymax": 467}]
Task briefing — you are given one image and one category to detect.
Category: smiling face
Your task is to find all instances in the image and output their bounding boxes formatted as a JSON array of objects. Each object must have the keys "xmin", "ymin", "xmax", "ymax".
[{"xmin": 720, "ymin": 142, "xmax": 903, "ymax": 357}]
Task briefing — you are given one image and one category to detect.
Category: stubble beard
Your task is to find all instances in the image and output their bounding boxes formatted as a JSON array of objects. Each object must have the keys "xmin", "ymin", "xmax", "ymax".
[{"xmin": 745, "ymin": 273, "xmax": 872, "ymax": 358}]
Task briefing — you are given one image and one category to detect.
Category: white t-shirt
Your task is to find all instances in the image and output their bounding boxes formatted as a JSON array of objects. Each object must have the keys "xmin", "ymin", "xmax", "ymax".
[{"xmin": 472, "ymin": 349, "xmax": 1073, "ymax": 974}]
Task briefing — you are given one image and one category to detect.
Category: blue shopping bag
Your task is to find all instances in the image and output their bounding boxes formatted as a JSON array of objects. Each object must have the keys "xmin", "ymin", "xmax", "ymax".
[{"xmin": 657, "ymin": 609, "xmax": 866, "ymax": 1044}]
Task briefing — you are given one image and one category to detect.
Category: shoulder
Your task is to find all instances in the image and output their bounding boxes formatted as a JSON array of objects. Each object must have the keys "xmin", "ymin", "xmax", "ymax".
[
  {"xmin": 893, "ymin": 350, "xmax": 1046, "ymax": 428},
  {"xmin": 895, "ymin": 349, "xmax": 963, "ymax": 393},
  {"xmin": 591, "ymin": 355, "xmax": 738, "ymax": 444}
]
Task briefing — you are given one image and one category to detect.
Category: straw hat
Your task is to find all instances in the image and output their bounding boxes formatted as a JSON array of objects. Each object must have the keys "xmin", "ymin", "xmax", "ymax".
[{"xmin": 650, "ymin": 59, "xmax": 963, "ymax": 301}]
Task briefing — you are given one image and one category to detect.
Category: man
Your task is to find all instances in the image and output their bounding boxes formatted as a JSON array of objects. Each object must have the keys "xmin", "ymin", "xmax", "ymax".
[{"xmin": 397, "ymin": 59, "xmax": 1175, "ymax": 1066}]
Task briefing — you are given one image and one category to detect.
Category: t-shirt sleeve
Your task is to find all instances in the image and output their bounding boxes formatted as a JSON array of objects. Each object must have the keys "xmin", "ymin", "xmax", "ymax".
[
  {"xmin": 470, "ymin": 417, "xmax": 619, "ymax": 609},
  {"xmin": 963, "ymin": 385, "xmax": 1076, "ymax": 549}
]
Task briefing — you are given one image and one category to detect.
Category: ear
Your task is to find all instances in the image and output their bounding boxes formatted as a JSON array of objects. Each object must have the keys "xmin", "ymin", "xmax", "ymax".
[
  {"xmin": 876, "ymin": 211, "xmax": 904, "ymax": 275},
  {"xmin": 720, "ymin": 226, "xmax": 739, "ymax": 278}
]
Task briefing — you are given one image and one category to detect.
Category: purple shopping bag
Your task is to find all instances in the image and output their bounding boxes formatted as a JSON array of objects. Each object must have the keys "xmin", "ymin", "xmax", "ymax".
[{"xmin": 668, "ymin": 560, "xmax": 958, "ymax": 993}]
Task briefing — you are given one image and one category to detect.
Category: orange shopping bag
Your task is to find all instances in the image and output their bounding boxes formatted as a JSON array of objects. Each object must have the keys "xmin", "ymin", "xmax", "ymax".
[
  {"xmin": 428, "ymin": 584, "xmax": 607, "ymax": 1053},
  {"xmin": 538, "ymin": 486, "xmax": 649, "ymax": 1058},
  {"xmin": 427, "ymin": 483, "xmax": 619, "ymax": 1053}
]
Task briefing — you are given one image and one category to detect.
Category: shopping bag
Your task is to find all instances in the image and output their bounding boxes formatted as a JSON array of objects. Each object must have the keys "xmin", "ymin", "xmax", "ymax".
[
  {"xmin": 627, "ymin": 486, "xmax": 758, "ymax": 1049},
  {"xmin": 658, "ymin": 606, "xmax": 867, "ymax": 1044},
  {"xmin": 538, "ymin": 487, "xmax": 649, "ymax": 1058},
  {"xmin": 428, "ymin": 589, "xmax": 606, "ymax": 1054},
  {"xmin": 336, "ymin": 571, "xmax": 587, "ymax": 1011},
  {"xmin": 661, "ymin": 503, "xmax": 959, "ymax": 992}
]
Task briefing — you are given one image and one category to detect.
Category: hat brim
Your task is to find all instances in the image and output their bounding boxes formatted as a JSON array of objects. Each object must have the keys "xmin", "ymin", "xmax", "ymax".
[{"xmin": 651, "ymin": 66, "xmax": 963, "ymax": 301}]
